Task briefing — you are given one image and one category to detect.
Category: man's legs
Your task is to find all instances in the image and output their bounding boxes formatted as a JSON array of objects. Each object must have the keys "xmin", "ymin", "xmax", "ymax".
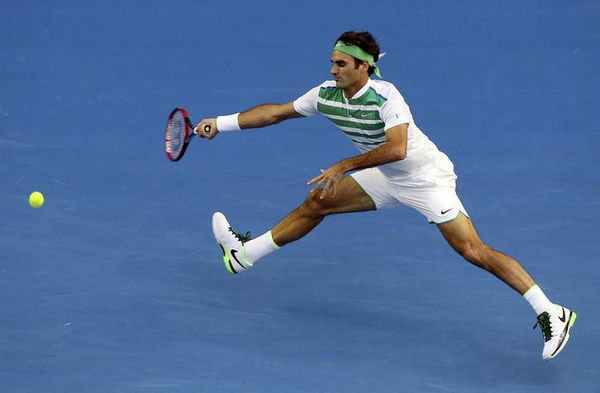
[
  {"xmin": 436, "ymin": 213, "xmax": 534, "ymax": 294},
  {"xmin": 212, "ymin": 176, "xmax": 376, "ymax": 274},
  {"xmin": 437, "ymin": 213, "xmax": 577, "ymax": 359},
  {"xmin": 271, "ymin": 176, "xmax": 376, "ymax": 246}
]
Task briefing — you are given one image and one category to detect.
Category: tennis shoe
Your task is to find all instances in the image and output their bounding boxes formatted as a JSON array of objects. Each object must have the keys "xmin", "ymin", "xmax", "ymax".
[
  {"xmin": 533, "ymin": 304, "xmax": 577, "ymax": 360},
  {"xmin": 212, "ymin": 212, "xmax": 252, "ymax": 274}
]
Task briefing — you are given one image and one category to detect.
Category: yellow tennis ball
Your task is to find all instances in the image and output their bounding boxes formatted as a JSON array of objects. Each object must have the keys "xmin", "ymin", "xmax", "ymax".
[{"xmin": 29, "ymin": 191, "xmax": 45, "ymax": 208}]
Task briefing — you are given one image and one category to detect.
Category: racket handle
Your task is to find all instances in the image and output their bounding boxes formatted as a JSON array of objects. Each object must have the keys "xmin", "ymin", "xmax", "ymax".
[{"xmin": 193, "ymin": 124, "xmax": 212, "ymax": 135}]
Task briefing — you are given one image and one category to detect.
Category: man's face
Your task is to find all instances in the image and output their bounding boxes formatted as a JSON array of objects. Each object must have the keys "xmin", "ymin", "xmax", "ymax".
[{"xmin": 330, "ymin": 50, "xmax": 366, "ymax": 89}]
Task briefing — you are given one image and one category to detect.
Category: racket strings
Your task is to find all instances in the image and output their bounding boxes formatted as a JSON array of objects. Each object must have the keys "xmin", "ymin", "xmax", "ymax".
[{"xmin": 166, "ymin": 113, "xmax": 186, "ymax": 155}]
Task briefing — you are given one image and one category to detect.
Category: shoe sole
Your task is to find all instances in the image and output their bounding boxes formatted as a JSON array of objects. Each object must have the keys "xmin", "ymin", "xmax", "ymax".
[
  {"xmin": 212, "ymin": 212, "xmax": 237, "ymax": 275},
  {"xmin": 220, "ymin": 244, "xmax": 237, "ymax": 275}
]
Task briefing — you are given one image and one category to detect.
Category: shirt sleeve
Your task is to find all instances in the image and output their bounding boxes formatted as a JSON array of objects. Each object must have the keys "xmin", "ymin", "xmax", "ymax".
[
  {"xmin": 293, "ymin": 85, "xmax": 320, "ymax": 117},
  {"xmin": 380, "ymin": 88, "xmax": 413, "ymax": 131}
]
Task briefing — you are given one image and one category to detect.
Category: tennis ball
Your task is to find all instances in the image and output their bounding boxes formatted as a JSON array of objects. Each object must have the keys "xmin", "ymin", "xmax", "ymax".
[{"xmin": 29, "ymin": 191, "xmax": 44, "ymax": 208}]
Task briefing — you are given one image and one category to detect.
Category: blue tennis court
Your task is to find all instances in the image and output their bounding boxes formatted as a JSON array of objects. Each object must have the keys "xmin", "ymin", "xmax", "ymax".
[{"xmin": 1, "ymin": 1, "xmax": 599, "ymax": 392}]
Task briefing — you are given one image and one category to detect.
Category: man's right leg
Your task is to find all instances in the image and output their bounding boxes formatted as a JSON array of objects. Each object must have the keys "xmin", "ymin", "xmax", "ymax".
[
  {"xmin": 271, "ymin": 175, "xmax": 376, "ymax": 246},
  {"xmin": 212, "ymin": 175, "xmax": 376, "ymax": 274}
]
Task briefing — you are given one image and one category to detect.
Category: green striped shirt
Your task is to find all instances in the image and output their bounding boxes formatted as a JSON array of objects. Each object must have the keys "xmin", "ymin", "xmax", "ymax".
[
  {"xmin": 294, "ymin": 79, "xmax": 411, "ymax": 151},
  {"xmin": 316, "ymin": 84, "xmax": 388, "ymax": 146},
  {"xmin": 293, "ymin": 79, "xmax": 451, "ymax": 183}
]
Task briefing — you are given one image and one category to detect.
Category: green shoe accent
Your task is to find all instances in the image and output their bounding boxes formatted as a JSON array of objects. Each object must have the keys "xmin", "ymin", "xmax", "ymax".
[
  {"xmin": 219, "ymin": 244, "xmax": 236, "ymax": 275},
  {"xmin": 569, "ymin": 312, "xmax": 578, "ymax": 328},
  {"xmin": 223, "ymin": 257, "xmax": 236, "ymax": 274}
]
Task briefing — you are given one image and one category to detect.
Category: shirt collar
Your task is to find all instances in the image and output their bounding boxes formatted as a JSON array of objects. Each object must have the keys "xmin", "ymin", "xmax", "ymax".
[{"xmin": 344, "ymin": 79, "xmax": 372, "ymax": 102}]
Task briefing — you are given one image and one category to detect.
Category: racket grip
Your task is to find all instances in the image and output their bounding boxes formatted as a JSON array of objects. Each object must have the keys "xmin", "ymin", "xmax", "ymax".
[{"xmin": 203, "ymin": 125, "xmax": 211, "ymax": 133}]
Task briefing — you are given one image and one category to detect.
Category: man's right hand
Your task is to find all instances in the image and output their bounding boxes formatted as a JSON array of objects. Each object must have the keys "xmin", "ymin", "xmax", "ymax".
[{"xmin": 195, "ymin": 118, "xmax": 218, "ymax": 139}]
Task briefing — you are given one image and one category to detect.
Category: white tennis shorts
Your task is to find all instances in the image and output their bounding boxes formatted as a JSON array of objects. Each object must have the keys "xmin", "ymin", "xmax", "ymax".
[{"xmin": 351, "ymin": 167, "xmax": 469, "ymax": 224}]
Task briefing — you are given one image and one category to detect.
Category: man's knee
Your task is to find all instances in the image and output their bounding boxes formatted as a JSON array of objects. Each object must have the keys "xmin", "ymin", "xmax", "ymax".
[
  {"xmin": 301, "ymin": 190, "xmax": 329, "ymax": 217},
  {"xmin": 455, "ymin": 241, "xmax": 492, "ymax": 267}
]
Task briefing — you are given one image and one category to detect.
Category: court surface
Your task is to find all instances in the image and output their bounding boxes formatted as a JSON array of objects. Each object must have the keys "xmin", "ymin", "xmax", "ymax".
[{"xmin": 1, "ymin": 1, "xmax": 599, "ymax": 392}]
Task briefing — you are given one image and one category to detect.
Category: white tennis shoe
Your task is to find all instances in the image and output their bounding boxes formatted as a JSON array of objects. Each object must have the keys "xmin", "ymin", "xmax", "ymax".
[
  {"xmin": 212, "ymin": 212, "xmax": 252, "ymax": 274},
  {"xmin": 534, "ymin": 304, "xmax": 577, "ymax": 360}
]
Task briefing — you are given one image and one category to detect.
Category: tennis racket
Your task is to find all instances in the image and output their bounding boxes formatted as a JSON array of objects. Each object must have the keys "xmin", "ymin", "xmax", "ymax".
[{"xmin": 165, "ymin": 107, "xmax": 211, "ymax": 161}]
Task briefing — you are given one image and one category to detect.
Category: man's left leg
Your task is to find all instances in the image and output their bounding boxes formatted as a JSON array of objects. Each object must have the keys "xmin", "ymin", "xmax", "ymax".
[
  {"xmin": 437, "ymin": 213, "xmax": 534, "ymax": 294},
  {"xmin": 438, "ymin": 213, "xmax": 577, "ymax": 359}
]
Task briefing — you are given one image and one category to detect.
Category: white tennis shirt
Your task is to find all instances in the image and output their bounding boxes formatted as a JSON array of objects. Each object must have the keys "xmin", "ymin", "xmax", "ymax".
[{"xmin": 293, "ymin": 79, "xmax": 456, "ymax": 186}]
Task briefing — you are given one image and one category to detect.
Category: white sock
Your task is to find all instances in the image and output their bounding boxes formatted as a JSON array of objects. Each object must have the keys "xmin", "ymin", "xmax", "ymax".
[
  {"xmin": 242, "ymin": 231, "xmax": 280, "ymax": 265},
  {"xmin": 523, "ymin": 284, "xmax": 554, "ymax": 315}
]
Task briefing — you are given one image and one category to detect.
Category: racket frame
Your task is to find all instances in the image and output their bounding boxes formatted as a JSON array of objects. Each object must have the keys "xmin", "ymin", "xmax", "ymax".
[{"xmin": 165, "ymin": 107, "xmax": 210, "ymax": 161}]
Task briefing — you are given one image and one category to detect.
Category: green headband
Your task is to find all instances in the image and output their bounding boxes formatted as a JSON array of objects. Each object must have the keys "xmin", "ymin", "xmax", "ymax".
[{"xmin": 333, "ymin": 40, "xmax": 381, "ymax": 77}]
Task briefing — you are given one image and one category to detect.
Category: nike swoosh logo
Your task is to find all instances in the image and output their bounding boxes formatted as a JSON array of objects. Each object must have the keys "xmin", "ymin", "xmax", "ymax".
[
  {"xmin": 551, "ymin": 309, "xmax": 572, "ymax": 357},
  {"xmin": 558, "ymin": 307, "xmax": 566, "ymax": 323},
  {"xmin": 219, "ymin": 244, "xmax": 237, "ymax": 274},
  {"xmin": 441, "ymin": 208, "xmax": 453, "ymax": 215},
  {"xmin": 230, "ymin": 249, "xmax": 246, "ymax": 270}
]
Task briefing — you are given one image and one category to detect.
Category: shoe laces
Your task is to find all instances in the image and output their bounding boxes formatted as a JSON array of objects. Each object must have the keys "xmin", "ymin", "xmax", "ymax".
[
  {"xmin": 533, "ymin": 312, "xmax": 553, "ymax": 342},
  {"xmin": 228, "ymin": 227, "xmax": 252, "ymax": 243}
]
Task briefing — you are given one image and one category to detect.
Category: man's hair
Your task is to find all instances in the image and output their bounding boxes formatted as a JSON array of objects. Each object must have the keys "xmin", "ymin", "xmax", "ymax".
[{"xmin": 335, "ymin": 31, "xmax": 380, "ymax": 76}]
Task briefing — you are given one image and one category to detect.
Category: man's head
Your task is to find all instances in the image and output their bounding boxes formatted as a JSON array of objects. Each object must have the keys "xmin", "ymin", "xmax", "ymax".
[{"xmin": 331, "ymin": 31, "xmax": 381, "ymax": 90}]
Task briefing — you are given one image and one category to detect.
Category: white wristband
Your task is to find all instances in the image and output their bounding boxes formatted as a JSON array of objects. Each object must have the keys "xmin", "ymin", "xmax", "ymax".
[{"xmin": 216, "ymin": 113, "xmax": 241, "ymax": 132}]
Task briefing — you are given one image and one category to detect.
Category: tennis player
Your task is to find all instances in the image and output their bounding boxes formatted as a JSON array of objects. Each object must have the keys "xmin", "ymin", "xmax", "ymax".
[{"xmin": 196, "ymin": 31, "xmax": 576, "ymax": 360}]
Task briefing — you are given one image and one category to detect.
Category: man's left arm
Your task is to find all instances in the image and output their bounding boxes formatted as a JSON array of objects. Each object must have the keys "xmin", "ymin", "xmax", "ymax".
[{"xmin": 308, "ymin": 123, "xmax": 408, "ymax": 198}]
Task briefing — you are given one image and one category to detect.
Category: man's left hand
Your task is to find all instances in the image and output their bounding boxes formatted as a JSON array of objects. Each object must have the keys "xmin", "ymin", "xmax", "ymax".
[{"xmin": 307, "ymin": 161, "xmax": 350, "ymax": 199}]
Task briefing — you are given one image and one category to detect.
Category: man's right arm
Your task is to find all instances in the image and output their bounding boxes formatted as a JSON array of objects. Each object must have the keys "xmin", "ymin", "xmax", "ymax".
[
  {"xmin": 196, "ymin": 102, "xmax": 303, "ymax": 139},
  {"xmin": 239, "ymin": 103, "xmax": 304, "ymax": 128}
]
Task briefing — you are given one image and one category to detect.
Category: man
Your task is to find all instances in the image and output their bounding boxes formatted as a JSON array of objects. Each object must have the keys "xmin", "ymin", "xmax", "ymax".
[{"xmin": 195, "ymin": 31, "xmax": 576, "ymax": 360}]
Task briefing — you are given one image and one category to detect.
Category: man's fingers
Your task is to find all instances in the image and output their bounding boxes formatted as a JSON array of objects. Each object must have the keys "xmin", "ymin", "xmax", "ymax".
[
  {"xmin": 309, "ymin": 168, "xmax": 341, "ymax": 198},
  {"xmin": 307, "ymin": 169, "xmax": 326, "ymax": 185},
  {"xmin": 194, "ymin": 119, "xmax": 217, "ymax": 139},
  {"xmin": 307, "ymin": 175, "xmax": 322, "ymax": 185},
  {"xmin": 319, "ymin": 178, "xmax": 335, "ymax": 199},
  {"xmin": 197, "ymin": 124, "xmax": 212, "ymax": 138}
]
